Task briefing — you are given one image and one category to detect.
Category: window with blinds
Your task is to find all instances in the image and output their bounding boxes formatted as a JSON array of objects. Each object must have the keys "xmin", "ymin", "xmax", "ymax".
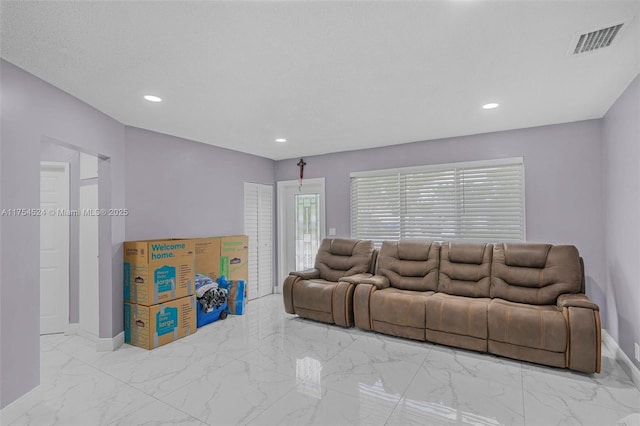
[{"xmin": 350, "ymin": 158, "xmax": 525, "ymax": 245}]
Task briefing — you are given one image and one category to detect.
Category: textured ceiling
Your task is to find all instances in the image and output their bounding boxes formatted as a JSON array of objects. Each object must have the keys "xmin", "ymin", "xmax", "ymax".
[{"xmin": 2, "ymin": 1, "xmax": 639, "ymax": 160}]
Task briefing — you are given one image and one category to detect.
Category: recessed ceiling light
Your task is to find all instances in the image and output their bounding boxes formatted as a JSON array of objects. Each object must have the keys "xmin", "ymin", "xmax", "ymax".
[
  {"xmin": 482, "ymin": 102, "xmax": 499, "ymax": 110},
  {"xmin": 275, "ymin": 138, "xmax": 287, "ymax": 143},
  {"xmin": 144, "ymin": 95, "xmax": 162, "ymax": 102}
]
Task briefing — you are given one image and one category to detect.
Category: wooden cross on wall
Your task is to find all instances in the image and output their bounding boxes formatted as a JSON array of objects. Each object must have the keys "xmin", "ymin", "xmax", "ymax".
[{"xmin": 297, "ymin": 158, "xmax": 306, "ymax": 190}]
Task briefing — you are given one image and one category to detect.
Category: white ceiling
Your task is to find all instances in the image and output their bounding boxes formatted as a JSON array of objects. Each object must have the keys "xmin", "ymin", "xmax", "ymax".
[{"xmin": 2, "ymin": 1, "xmax": 639, "ymax": 160}]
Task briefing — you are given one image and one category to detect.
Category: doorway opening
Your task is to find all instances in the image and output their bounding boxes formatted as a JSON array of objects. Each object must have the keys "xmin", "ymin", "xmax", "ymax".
[
  {"xmin": 39, "ymin": 147, "xmax": 102, "ymax": 344},
  {"xmin": 277, "ymin": 178, "xmax": 326, "ymax": 289},
  {"xmin": 39, "ymin": 162, "xmax": 70, "ymax": 335}
]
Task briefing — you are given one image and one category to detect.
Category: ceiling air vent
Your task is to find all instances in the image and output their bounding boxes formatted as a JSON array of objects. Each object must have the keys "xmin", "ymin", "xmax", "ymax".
[{"xmin": 573, "ymin": 23, "xmax": 624, "ymax": 54}]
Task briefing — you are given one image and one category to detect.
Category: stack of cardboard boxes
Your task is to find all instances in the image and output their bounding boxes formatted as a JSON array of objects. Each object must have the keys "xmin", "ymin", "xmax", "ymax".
[
  {"xmin": 190, "ymin": 235, "xmax": 249, "ymax": 315},
  {"xmin": 123, "ymin": 235, "xmax": 249, "ymax": 349},
  {"xmin": 123, "ymin": 239, "xmax": 197, "ymax": 350}
]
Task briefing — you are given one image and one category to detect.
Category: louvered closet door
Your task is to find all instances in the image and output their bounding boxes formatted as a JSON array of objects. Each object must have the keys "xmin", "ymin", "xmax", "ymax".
[
  {"xmin": 257, "ymin": 184, "xmax": 273, "ymax": 297},
  {"xmin": 244, "ymin": 182, "xmax": 274, "ymax": 300}
]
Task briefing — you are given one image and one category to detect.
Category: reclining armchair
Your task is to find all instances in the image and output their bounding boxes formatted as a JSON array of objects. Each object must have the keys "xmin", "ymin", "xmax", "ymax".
[{"xmin": 283, "ymin": 238, "xmax": 375, "ymax": 327}]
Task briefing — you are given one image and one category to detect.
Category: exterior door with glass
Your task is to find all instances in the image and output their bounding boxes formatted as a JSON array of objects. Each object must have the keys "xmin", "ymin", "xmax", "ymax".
[{"xmin": 277, "ymin": 178, "xmax": 326, "ymax": 287}]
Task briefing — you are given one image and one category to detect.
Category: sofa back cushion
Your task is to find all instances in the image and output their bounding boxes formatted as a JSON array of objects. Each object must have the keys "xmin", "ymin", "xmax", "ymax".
[
  {"xmin": 438, "ymin": 242, "xmax": 493, "ymax": 297},
  {"xmin": 315, "ymin": 238, "xmax": 375, "ymax": 282},
  {"xmin": 377, "ymin": 240, "xmax": 440, "ymax": 291},
  {"xmin": 491, "ymin": 243, "xmax": 582, "ymax": 304}
]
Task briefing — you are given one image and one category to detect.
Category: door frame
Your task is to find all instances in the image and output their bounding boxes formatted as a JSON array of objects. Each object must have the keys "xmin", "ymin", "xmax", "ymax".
[
  {"xmin": 276, "ymin": 177, "xmax": 326, "ymax": 292},
  {"xmin": 40, "ymin": 161, "xmax": 70, "ymax": 335},
  {"xmin": 79, "ymin": 181, "xmax": 99, "ymax": 339}
]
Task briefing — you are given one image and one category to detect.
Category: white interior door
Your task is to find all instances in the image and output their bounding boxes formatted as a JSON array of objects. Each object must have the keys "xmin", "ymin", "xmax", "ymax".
[
  {"xmin": 40, "ymin": 162, "xmax": 70, "ymax": 335},
  {"xmin": 277, "ymin": 178, "xmax": 326, "ymax": 288},
  {"xmin": 244, "ymin": 182, "xmax": 274, "ymax": 300},
  {"xmin": 79, "ymin": 183, "xmax": 99, "ymax": 339}
]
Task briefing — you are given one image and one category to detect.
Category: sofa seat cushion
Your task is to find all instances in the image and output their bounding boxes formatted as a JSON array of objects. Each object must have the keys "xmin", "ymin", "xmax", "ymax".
[
  {"xmin": 488, "ymin": 299, "xmax": 567, "ymax": 353},
  {"xmin": 370, "ymin": 288, "xmax": 433, "ymax": 328},
  {"xmin": 292, "ymin": 279, "xmax": 336, "ymax": 313},
  {"xmin": 425, "ymin": 293, "xmax": 490, "ymax": 339},
  {"xmin": 491, "ymin": 243, "xmax": 582, "ymax": 305},
  {"xmin": 438, "ymin": 242, "xmax": 492, "ymax": 298},
  {"xmin": 315, "ymin": 238, "xmax": 375, "ymax": 282},
  {"xmin": 377, "ymin": 240, "xmax": 440, "ymax": 291}
]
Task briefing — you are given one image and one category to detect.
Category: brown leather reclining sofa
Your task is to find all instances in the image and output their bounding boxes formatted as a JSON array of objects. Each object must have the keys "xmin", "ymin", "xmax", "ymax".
[
  {"xmin": 282, "ymin": 238, "xmax": 376, "ymax": 327},
  {"xmin": 283, "ymin": 238, "xmax": 601, "ymax": 374}
]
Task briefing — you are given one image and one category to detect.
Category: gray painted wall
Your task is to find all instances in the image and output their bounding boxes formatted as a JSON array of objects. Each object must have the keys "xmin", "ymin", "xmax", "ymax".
[
  {"xmin": 602, "ymin": 73, "xmax": 640, "ymax": 369},
  {"xmin": 124, "ymin": 127, "xmax": 276, "ymax": 240},
  {"xmin": 275, "ymin": 120, "xmax": 606, "ymax": 310},
  {"xmin": 0, "ymin": 59, "xmax": 126, "ymax": 409}
]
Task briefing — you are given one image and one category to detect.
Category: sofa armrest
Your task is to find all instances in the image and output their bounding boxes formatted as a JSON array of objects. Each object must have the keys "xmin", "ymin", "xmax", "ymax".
[
  {"xmin": 560, "ymin": 296, "xmax": 602, "ymax": 374},
  {"xmin": 357, "ymin": 275, "xmax": 390, "ymax": 290},
  {"xmin": 353, "ymin": 283, "xmax": 377, "ymax": 330},
  {"xmin": 282, "ymin": 275, "xmax": 299, "ymax": 314},
  {"xmin": 290, "ymin": 268, "xmax": 321, "ymax": 280},
  {"xmin": 557, "ymin": 294, "xmax": 599, "ymax": 311},
  {"xmin": 340, "ymin": 273, "xmax": 373, "ymax": 284},
  {"xmin": 559, "ymin": 293, "xmax": 601, "ymax": 374}
]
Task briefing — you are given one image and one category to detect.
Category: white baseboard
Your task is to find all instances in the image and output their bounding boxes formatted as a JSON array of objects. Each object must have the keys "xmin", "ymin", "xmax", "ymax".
[
  {"xmin": 66, "ymin": 327, "xmax": 122, "ymax": 352},
  {"xmin": 0, "ymin": 385, "xmax": 42, "ymax": 425},
  {"xmin": 97, "ymin": 331, "xmax": 124, "ymax": 352},
  {"xmin": 66, "ymin": 323, "xmax": 79, "ymax": 335},
  {"xmin": 602, "ymin": 329, "xmax": 640, "ymax": 391},
  {"xmin": 77, "ymin": 328, "xmax": 98, "ymax": 342}
]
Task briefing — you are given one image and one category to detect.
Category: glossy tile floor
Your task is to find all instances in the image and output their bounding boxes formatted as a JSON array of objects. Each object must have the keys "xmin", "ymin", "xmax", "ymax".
[{"xmin": 11, "ymin": 294, "xmax": 640, "ymax": 426}]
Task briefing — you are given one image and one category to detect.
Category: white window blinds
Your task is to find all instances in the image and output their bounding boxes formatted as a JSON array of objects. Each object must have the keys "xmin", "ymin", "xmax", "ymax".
[{"xmin": 351, "ymin": 158, "xmax": 525, "ymax": 245}]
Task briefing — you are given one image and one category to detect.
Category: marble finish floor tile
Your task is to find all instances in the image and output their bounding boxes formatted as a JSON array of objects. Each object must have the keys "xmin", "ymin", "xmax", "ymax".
[
  {"xmin": 246, "ymin": 386, "xmax": 398, "ymax": 426},
  {"xmin": 10, "ymin": 352, "xmax": 155, "ymax": 426},
  {"xmin": 312, "ymin": 345, "xmax": 425, "ymax": 399},
  {"xmin": 157, "ymin": 359, "xmax": 299, "ymax": 425},
  {"xmin": 52, "ymin": 334, "xmax": 110, "ymax": 365},
  {"xmin": 386, "ymin": 345, "xmax": 526, "ymax": 426},
  {"xmin": 106, "ymin": 400, "xmax": 206, "ymax": 426},
  {"xmin": 11, "ymin": 294, "xmax": 640, "ymax": 426},
  {"xmin": 238, "ymin": 323, "xmax": 357, "ymax": 380},
  {"xmin": 521, "ymin": 354, "xmax": 640, "ymax": 426},
  {"xmin": 91, "ymin": 339, "xmax": 228, "ymax": 398}
]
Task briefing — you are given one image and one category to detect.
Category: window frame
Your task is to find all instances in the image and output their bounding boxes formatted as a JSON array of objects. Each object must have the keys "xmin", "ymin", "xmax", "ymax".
[{"xmin": 350, "ymin": 157, "xmax": 526, "ymax": 244}]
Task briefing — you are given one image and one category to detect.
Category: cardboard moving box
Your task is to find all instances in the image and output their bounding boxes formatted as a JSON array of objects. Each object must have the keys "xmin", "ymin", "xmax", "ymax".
[
  {"xmin": 220, "ymin": 235, "xmax": 249, "ymax": 298},
  {"xmin": 191, "ymin": 237, "xmax": 221, "ymax": 280},
  {"xmin": 124, "ymin": 295, "xmax": 197, "ymax": 350},
  {"xmin": 124, "ymin": 239, "xmax": 195, "ymax": 306},
  {"xmin": 182, "ymin": 235, "xmax": 249, "ymax": 299}
]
